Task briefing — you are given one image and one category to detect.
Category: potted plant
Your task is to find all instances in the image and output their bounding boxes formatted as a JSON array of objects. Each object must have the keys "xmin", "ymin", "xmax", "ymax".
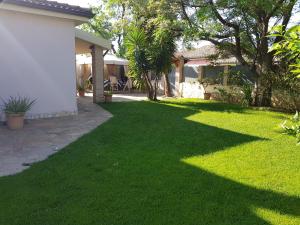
[
  {"xmin": 77, "ymin": 82, "xmax": 85, "ymax": 97},
  {"xmin": 2, "ymin": 96, "xmax": 36, "ymax": 130},
  {"xmin": 104, "ymin": 90, "xmax": 113, "ymax": 103},
  {"xmin": 200, "ymin": 78, "xmax": 214, "ymax": 100}
]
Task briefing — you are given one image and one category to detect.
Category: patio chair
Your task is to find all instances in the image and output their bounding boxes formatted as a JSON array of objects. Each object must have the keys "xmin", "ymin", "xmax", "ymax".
[{"xmin": 109, "ymin": 76, "xmax": 118, "ymax": 91}]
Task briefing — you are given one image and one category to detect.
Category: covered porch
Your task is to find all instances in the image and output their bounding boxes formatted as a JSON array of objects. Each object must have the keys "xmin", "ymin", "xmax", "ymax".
[{"xmin": 75, "ymin": 29, "xmax": 111, "ymax": 103}]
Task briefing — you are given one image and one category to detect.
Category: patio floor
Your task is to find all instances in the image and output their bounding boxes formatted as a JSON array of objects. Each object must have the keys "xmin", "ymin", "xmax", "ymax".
[
  {"xmin": 86, "ymin": 92, "xmax": 165, "ymax": 101},
  {"xmin": 0, "ymin": 97, "xmax": 112, "ymax": 177}
]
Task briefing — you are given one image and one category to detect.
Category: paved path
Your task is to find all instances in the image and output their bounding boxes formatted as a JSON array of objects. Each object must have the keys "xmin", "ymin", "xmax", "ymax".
[
  {"xmin": 0, "ymin": 97, "xmax": 112, "ymax": 177},
  {"xmin": 85, "ymin": 92, "xmax": 150, "ymax": 101},
  {"xmin": 86, "ymin": 92, "xmax": 164, "ymax": 102}
]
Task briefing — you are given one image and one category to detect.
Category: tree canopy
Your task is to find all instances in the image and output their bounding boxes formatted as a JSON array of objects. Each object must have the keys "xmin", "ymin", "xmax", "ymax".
[
  {"xmin": 82, "ymin": 0, "xmax": 300, "ymax": 104},
  {"xmin": 180, "ymin": 0, "xmax": 299, "ymax": 106},
  {"xmin": 125, "ymin": 0, "xmax": 179, "ymax": 100}
]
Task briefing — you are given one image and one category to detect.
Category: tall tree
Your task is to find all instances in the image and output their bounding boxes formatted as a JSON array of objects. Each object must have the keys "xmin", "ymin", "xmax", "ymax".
[
  {"xmin": 125, "ymin": 27, "xmax": 153, "ymax": 99},
  {"xmin": 125, "ymin": 0, "xmax": 179, "ymax": 100},
  {"xmin": 180, "ymin": 0, "xmax": 299, "ymax": 106},
  {"xmin": 144, "ymin": 0, "xmax": 180, "ymax": 97},
  {"xmin": 81, "ymin": 0, "xmax": 133, "ymax": 57}
]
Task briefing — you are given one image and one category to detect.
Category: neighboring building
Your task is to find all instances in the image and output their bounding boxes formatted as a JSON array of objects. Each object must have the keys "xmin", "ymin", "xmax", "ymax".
[
  {"xmin": 168, "ymin": 45, "xmax": 253, "ymax": 97},
  {"xmin": 0, "ymin": 0, "xmax": 111, "ymax": 121}
]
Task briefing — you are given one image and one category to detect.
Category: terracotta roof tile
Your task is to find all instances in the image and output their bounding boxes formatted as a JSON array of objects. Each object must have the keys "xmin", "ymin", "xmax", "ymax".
[
  {"xmin": 176, "ymin": 45, "xmax": 239, "ymax": 65},
  {"xmin": 176, "ymin": 45, "xmax": 218, "ymax": 59}
]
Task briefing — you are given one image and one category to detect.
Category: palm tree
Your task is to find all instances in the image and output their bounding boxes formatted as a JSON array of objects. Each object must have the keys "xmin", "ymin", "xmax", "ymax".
[{"xmin": 125, "ymin": 25, "xmax": 176, "ymax": 101}]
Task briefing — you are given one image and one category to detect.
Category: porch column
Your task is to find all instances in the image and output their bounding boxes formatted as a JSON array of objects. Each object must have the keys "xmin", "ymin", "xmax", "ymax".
[
  {"xmin": 197, "ymin": 66, "xmax": 205, "ymax": 82},
  {"xmin": 175, "ymin": 56, "xmax": 185, "ymax": 97},
  {"xmin": 91, "ymin": 45, "xmax": 104, "ymax": 103},
  {"xmin": 223, "ymin": 65, "xmax": 229, "ymax": 86}
]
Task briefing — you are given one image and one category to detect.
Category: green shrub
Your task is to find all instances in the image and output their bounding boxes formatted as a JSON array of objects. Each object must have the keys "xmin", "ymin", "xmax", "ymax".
[
  {"xmin": 2, "ymin": 96, "xmax": 36, "ymax": 114},
  {"xmin": 77, "ymin": 82, "xmax": 85, "ymax": 92},
  {"xmin": 242, "ymin": 84, "xmax": 253, "ymax": 106},
  {"xmin": 281, "ymin": 111, "xmax": 300, "ymax": 145},
  {"xmin": 218, "ymin": 70, "xmax": 252, "ymax": 86},
  {"xmin": 216, "ymin": 86, "xmax": 252, "ymax": 106},
  {"xmin": 216, "ymin": 70, "xmax": 254, "ymax": 106},
  {"xmin": 272, "ymin": 89, "xmax": 300, "ymax": 112}
]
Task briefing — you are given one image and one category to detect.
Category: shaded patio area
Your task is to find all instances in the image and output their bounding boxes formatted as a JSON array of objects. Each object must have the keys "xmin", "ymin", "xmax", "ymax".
[
  {"xmin": 0, "ymin": 97, "xmax": 112, "ymax": 177},
  {"xmin": 85, "ymin": 92, "xmax": 149, "ymax": 101},
  {"xmin": 85, "ymin": 92, "xmax": 164, "ymax": 101}
]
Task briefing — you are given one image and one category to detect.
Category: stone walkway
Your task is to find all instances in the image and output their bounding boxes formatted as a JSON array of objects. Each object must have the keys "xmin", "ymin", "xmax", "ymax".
[
  {"xmin": 86, "ymin": 92, "xmax": 150, "ymax": 101},
  {"xmin": 86, "ymin": 92, "xmax": 164, "ymax": 102},
  {"xmin": 0, "ymin": 97, "xmax": 112, "ymax": 177}
]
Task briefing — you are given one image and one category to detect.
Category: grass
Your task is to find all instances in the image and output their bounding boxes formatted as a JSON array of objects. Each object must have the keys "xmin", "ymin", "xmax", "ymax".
[{"xmin": 0, "ymin": 99, "xmax": 299, "ymax": 225}]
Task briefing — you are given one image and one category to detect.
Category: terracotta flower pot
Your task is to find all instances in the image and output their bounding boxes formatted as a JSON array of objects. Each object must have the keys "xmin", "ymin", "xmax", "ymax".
[
  {"xmin": 6, "ymin": 113, "xmax": 25, "ymax": 130},
  {"xmin": 78, "ymin": 90, "xmax": 85, "ymax": 97},
  {"xmin": 104, "ymin": 94, "xmax": 112, "ymax": 103},
  {"xmin": 204, "ymin": 93, "xmax": 212, "ymax": 100}
]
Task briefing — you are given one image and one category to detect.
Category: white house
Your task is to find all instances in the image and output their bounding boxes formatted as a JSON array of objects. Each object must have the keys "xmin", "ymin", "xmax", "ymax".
[{"xmin": 0, "ymin": 0, "xmax": 111, "ymax": 121}]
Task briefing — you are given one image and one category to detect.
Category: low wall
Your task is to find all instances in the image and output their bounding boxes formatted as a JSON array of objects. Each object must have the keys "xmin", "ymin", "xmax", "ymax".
[
  {"xmin": 181, "ymin": 82, "xmax": 204, "ymax": 98},
  {"xmin": 272, "ymin": 90, "xmax": 300, "ymax": 111}
]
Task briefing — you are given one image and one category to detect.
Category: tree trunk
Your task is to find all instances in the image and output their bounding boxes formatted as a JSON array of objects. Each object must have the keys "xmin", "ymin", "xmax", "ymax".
[
  {"xmin": 144, "ymin": 73, "xmax": 155, "ymax": 101},
  {"xmin": 163, "ymin": 73, "xmax": 173, "ymax": 97},
  {"xmin": 153, "ymin": 77, "xmax": 158, "ymax": 101},
  {"xmin": 253, "ymin": 74, "xmax": 273, "ymax": 107},
  {"xmin": 253, "ymin": 18, "xmax": 274, "ymax": 107},
  {"xmin": 254, "ymin": 78, "xmax": 261, "ymax": 106},
  {"xmin": 253, "ymin": 63, "xmax": 273, "ymax": 107}
]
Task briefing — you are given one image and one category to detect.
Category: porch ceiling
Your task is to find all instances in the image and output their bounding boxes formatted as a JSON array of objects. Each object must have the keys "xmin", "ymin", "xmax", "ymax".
[{"xmin": 75, "ymin": 29, "xmax": 111, "ymax": 54}]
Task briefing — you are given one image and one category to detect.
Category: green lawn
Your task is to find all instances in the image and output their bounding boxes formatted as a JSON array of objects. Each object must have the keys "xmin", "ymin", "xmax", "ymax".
[{"xmin": 0, "ymin": 99, "xmax": 299, "ymax": 225}]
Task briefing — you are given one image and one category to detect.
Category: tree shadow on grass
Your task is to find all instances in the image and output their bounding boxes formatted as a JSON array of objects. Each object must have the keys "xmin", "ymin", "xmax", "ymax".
[
  {"xmin": 94, "ymin": 101, "xmax": 299, "ymax": 224},
  {"xmin": 0, "ymin": 101, "xmax": 299, "ymax": 225}
]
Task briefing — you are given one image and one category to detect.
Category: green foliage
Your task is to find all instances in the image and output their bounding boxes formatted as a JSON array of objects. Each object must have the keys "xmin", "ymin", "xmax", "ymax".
[
  {"xmin": 77, "ymin": 82, "xmax": 85, "ymax": 92},
  {"xmin": 242, "ymin": 84, "xmax": 254, "ymax": 106},
  {"xmin": 281, "ymin": 111, "xmax": 300, "ymax": 145},
  {"xmin": 81, "ymin": 0, "xmax": 132, "ymax": 57},
  {"xmin": 83, "ymin": 0, "xmax": 181, "ymax": 58},
  {"xmin": 219, "ymin": 70, "xmax": 252, "ymax": 86},
  {"xmin": 216, "ymin": 70, "xmax": 253, "ymax": 106},
  {"xmin": 181, "ymin": 0, "xmax": 299, "ymax": 106},
  {"xmin": 81, "ymin": 6, "xmax": 112, "ymax": 40},
  {"xmin": 149, "ymin": 25, "xmax": 176, "ymax": 76},
  {"xmin": 269, "ymin": 25, "xmax": 300, "ymax": 79},
  {"xmin": 269, "ymin": 25, "xmax": 300, "ymax": 109},
  {"xmin": 200, "ymin": 77, "xmax": 218, "ymax": 94},
  {"xmin": 125, "ymin": 27, "xmax": 149, "ymax": 80},
  {"xmin": 215, "ymin": 87, "xmax": 244, "ymax": 105},
  {"xmin": 216, "ymin": 87, "xmax": 232, "ymax": 102},
  {"xmin": 272, "ymin": 89, "xmax": 300, "ymax": 112},
  {"xmin": 216, "ymin": 84, "xmax": 253, "ymax": 106},
  {"xmin": 124, "ymin": 0, "xmax": 178, "ymax": 100},
  {"xmin": 2, "ymin": 96, "xmax": 36, "ymax": 114}
]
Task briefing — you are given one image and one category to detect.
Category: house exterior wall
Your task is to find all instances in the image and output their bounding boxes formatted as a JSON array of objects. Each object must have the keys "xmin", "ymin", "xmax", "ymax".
[{"xmin": 0, "ymin": 10, "xmax": 77, "ymax": 120}]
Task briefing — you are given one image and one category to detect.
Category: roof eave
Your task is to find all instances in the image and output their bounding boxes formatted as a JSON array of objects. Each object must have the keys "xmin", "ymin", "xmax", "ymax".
[
  {"xmin": 75, "ymin": 29, "xmax": 112, "ymax": 50},
  {"xmin": 0, "ymin": 3, "xmax": 90, "ymax": 25}
]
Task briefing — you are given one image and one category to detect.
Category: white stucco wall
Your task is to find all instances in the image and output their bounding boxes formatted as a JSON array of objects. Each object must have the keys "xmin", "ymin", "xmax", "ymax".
[{"xmin": 0, "ymin": 9, "xmax": 77, "ymax": 120}]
